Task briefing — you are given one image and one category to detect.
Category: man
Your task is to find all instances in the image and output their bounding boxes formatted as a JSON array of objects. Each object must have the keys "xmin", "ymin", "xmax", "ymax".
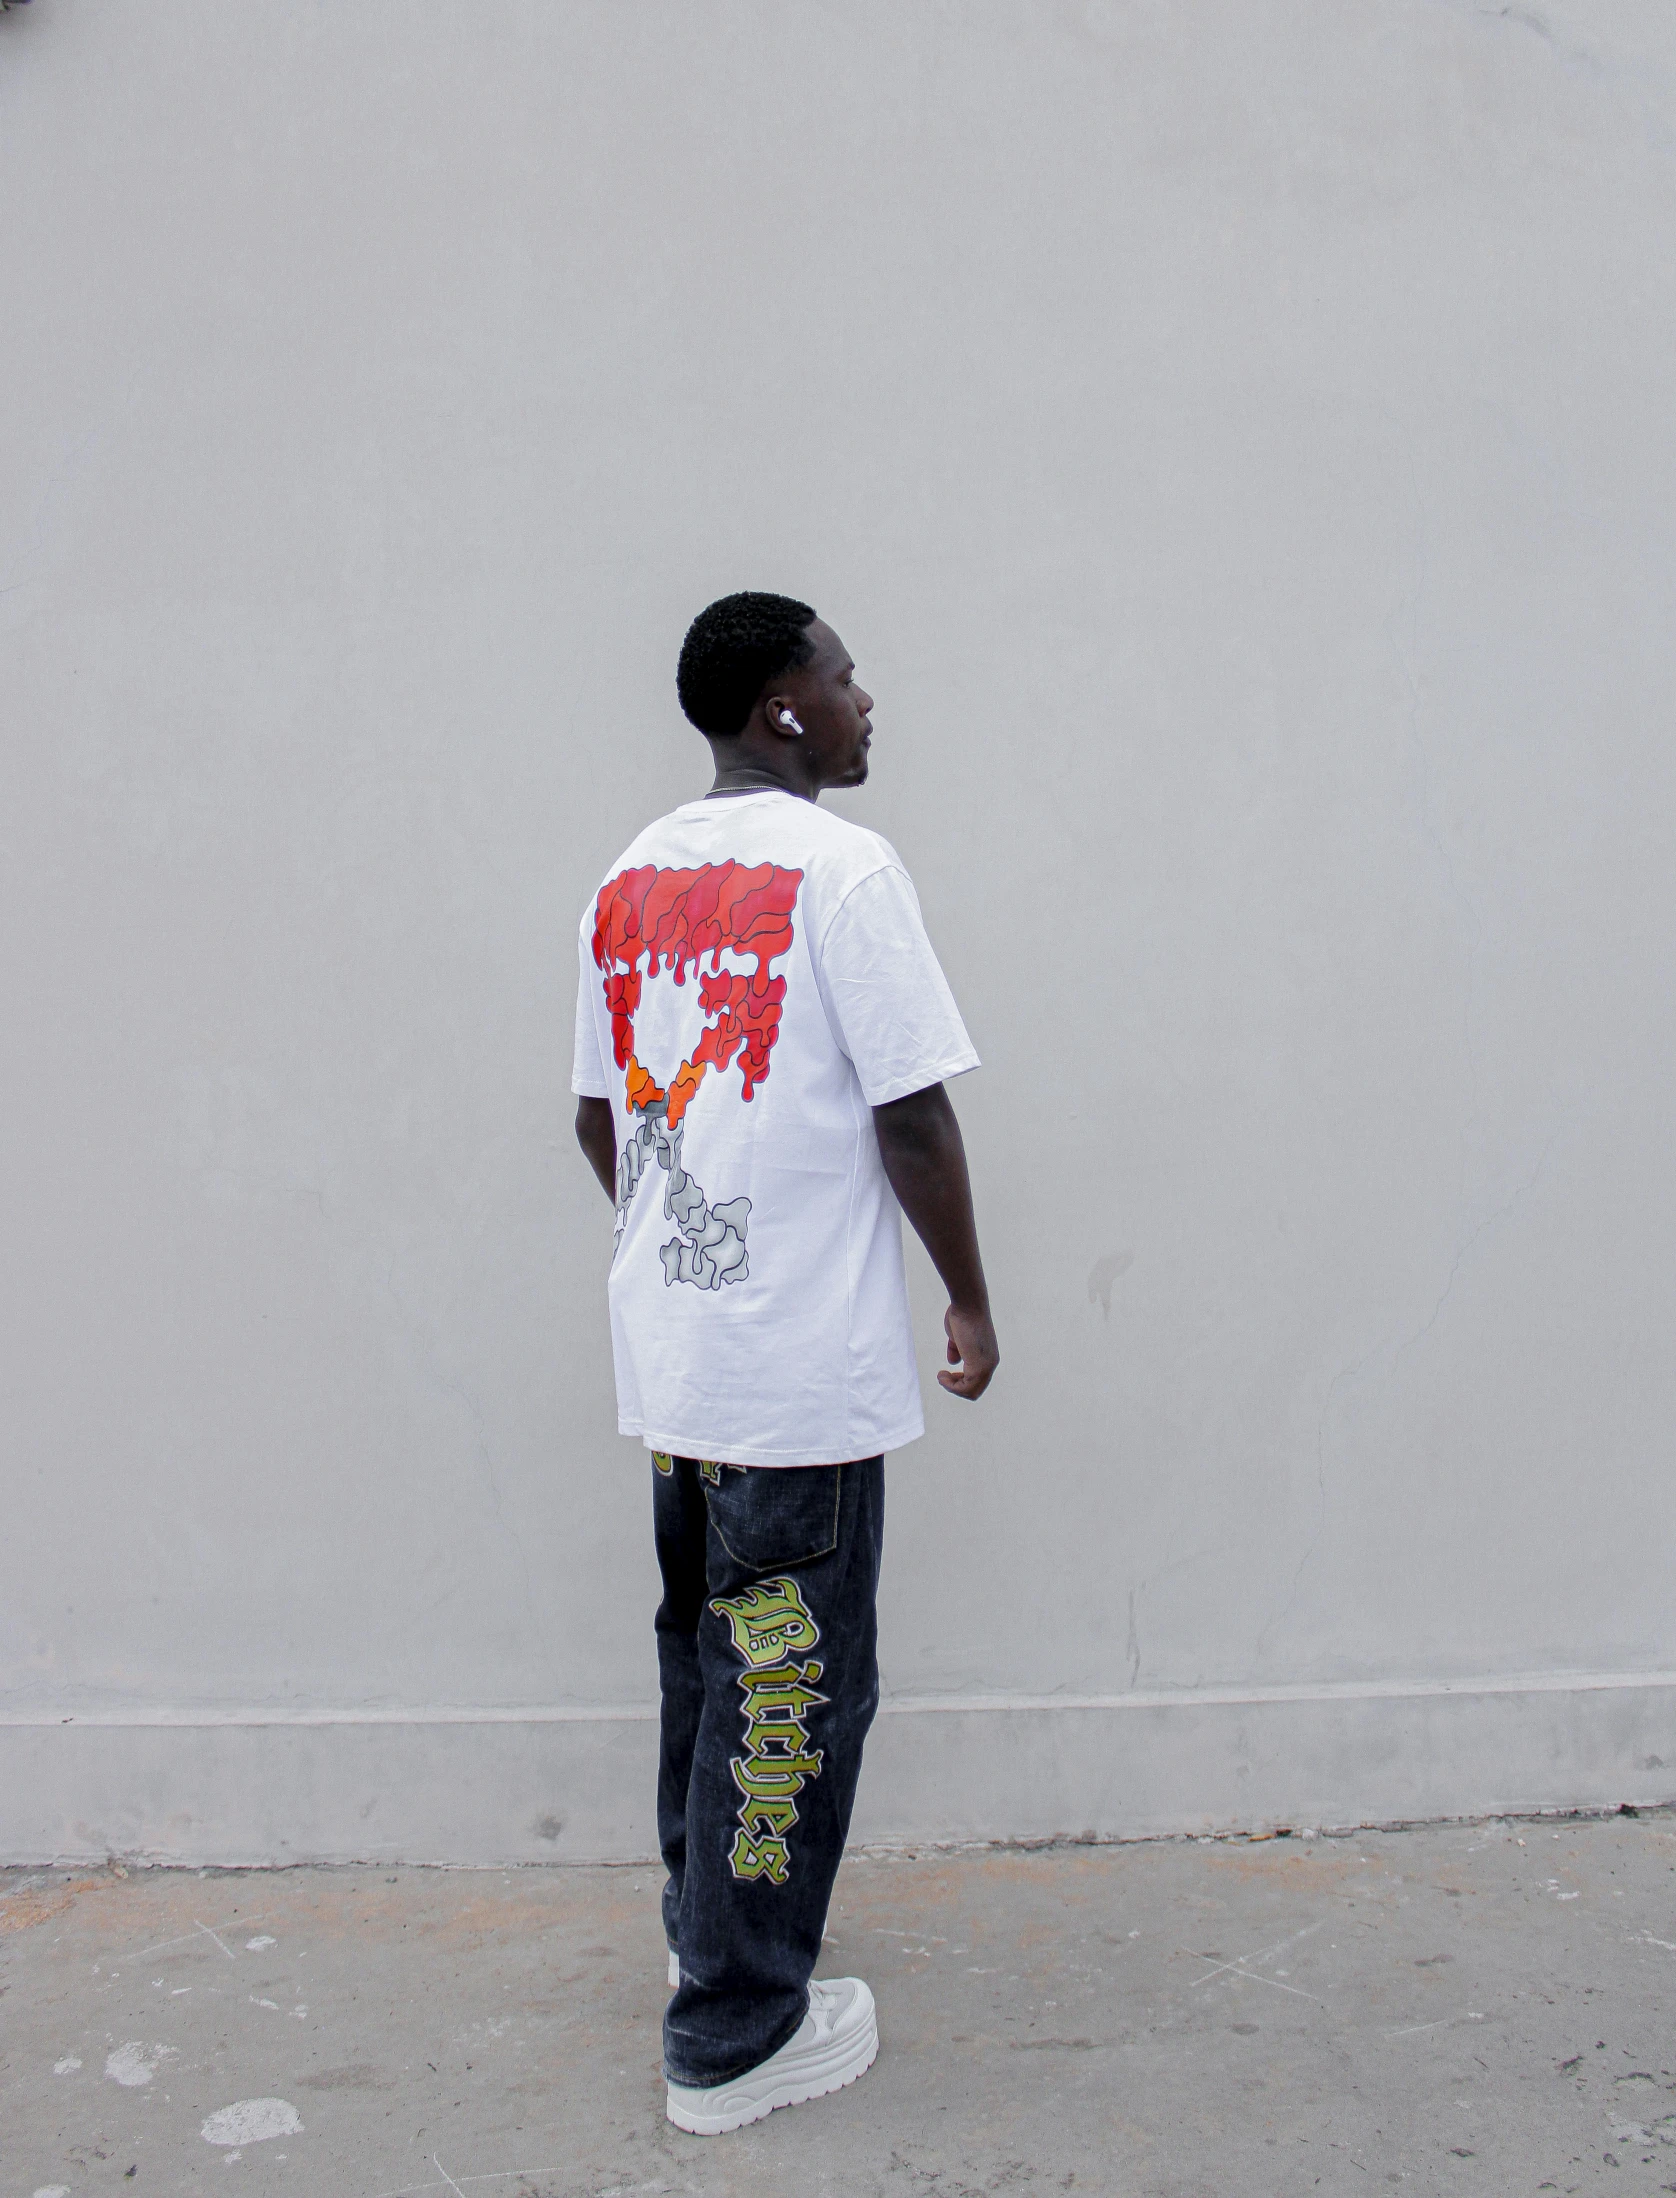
[{"xmin": 572, "ymin": 591, "xmax": 997, "ymax": 2135}]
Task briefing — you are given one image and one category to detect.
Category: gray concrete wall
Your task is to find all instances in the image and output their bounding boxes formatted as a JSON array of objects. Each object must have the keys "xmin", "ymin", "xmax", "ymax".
[{"xmin": 4, "ymin": 0, "xmax": 1673, "ymax": 1864}]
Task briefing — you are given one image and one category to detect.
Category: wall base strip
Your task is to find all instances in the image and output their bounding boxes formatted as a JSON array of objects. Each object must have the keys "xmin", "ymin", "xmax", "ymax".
[{"xmin": 5, "ymin": 1675, "xmax": 1673, "ymax": 1867}]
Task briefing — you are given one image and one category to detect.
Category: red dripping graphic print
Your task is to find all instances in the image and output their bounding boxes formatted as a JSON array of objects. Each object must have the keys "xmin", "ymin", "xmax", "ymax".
[{"xmin": 592, "ymin": 860, "xmax": 803, "ymax": 1291}]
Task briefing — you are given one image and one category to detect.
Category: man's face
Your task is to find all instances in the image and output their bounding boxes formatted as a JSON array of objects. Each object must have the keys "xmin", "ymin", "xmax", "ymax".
[{"xmin": 782, "ymin": 620, "xmax": 875, "ymax": 788}]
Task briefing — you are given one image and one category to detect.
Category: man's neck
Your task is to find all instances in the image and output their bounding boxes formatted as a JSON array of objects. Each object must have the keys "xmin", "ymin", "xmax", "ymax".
[{"xmin": 704, "ymin": 742, "xmax": 818, "ymax": 803}]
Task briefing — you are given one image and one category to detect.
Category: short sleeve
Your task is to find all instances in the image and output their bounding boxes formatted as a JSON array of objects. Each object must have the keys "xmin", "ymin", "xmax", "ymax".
[
  {"xmin": 814, "ymin": 865, "xmax": 980, "ymax": 1107},
  {"xmin": 571, "ymin": 927, "xmax": 612, "ymax": 1098}
]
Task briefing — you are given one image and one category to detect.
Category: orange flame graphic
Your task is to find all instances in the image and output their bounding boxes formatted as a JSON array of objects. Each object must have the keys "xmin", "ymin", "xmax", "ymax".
[{"xmin": 592, "ymin": 861, "xmax": 803, "ymax": 1128}]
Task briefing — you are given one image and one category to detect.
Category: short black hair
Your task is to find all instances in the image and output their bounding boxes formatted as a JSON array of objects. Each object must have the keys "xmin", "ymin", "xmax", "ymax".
[{"xmin": 676, "ymin": 591, "xmax": 817, "ymax": 738}]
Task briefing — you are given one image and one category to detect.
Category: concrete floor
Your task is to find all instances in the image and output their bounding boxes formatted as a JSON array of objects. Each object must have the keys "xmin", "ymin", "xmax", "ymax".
[{"xmin": 3, "ymin": 1813, "xmax": 1675, "ymax": 2198}]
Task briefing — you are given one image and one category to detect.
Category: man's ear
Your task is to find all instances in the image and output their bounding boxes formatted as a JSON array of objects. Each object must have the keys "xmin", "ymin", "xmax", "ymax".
[{"xmin": 762, "ymin": 694, "xmax": 805, "ymax": 738}]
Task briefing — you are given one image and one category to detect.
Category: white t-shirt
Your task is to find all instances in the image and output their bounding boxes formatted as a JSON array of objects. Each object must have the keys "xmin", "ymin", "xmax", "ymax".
[{"xmin": 571, "ymin": 789, "xmax": 979, "ymax": 1468}]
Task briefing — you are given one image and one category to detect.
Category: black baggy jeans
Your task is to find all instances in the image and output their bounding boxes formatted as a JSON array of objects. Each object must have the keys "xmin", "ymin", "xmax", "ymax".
[{"xmin": 653, "ymin": 1450, "xmax": 885, "ymax": 2089}]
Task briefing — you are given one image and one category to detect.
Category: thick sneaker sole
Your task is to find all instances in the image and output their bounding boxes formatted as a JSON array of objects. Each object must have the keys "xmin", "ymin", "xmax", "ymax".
[{"xmin": 666, "ymin": 1980, "xmax": 878, "ymax": 2136}]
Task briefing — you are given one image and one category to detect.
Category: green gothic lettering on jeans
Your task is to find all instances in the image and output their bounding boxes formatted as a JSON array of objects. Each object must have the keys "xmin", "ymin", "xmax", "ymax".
[{"xmin": 708, "ymin": 1575, "xmax": 830, "ymax": 1887}]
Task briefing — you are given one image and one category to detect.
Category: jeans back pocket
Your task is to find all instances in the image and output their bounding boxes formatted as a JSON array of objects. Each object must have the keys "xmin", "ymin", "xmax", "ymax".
[{"xmin": 704, "ymin": 1463, "xmax": 842, "ymax": 1573}]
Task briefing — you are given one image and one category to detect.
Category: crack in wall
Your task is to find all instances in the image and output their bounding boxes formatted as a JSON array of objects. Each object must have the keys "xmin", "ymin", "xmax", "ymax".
[
  {"xmin": 1262, "ymin": 1132, "xmax": 1562, "ymax": 1663},
  {"xmin": 1256, "ymin": 450, "xmax": 1570, "ymax": 1663},
  {"xmin": 1392, "ymin": 1131, "xmax": 1560, "ymax": 1373}
]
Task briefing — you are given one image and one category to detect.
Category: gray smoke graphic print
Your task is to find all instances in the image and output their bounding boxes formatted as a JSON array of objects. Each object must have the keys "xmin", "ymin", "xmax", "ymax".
[{"xmin": 615, "ymin": 1100, "xmax": 751, "ymax": 1290}]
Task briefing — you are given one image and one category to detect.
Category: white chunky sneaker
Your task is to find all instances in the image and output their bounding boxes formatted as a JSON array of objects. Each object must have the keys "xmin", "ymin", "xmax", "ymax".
[
  {"xmin": 667, "ymin": 1948, "xmax": 680, "ymax": 1989},
  {"xmin": 665, "ymin": 1975, "xmax": 878, "ymax": 2135}
]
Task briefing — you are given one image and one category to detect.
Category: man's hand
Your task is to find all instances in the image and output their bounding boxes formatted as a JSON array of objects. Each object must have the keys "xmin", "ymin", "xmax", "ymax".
[
  {"xmin": 871, "ymin": 1081, "xmax": 999, "ymax": 1406},
  {"xmin": 941, "ymin": 1302, "xmax": 999, "ymax": 1400}
]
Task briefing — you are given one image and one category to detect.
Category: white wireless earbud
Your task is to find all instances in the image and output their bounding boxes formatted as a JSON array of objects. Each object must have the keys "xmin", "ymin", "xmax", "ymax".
[{"xmin": 780, "ymin": 710, "xmax": 804, "ymax": 736}]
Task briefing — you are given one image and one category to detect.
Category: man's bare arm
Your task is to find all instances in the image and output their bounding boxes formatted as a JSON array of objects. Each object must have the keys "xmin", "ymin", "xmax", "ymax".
[
  {"xmin": 871, "ymin": 1081, "xmax": 998, "ymax": 1401},
  {"xmin": 575, "ymin": 1096, "xmax": 617, "ymax": 1201}
]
